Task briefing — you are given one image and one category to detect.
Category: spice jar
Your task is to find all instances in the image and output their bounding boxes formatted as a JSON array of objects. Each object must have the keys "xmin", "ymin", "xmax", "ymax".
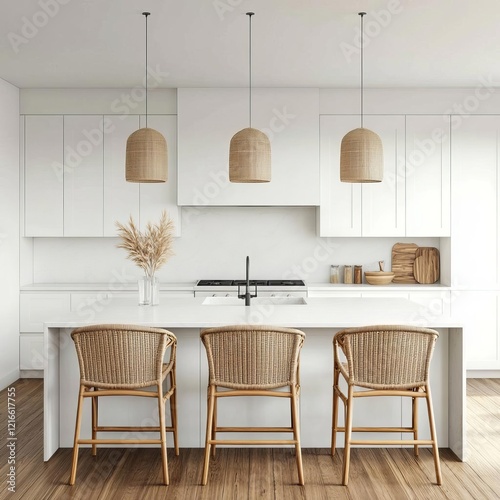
[
  {"xmin": 343, "ymin": 265, "xmax": 353, "ymax": 284},
  {"xmin": 354, "ymin": 265, "xmax": 362, "ymax": 284},
  {"xmin": 330, "ymin": 265, "xmax": 340, "ymax": 283}
]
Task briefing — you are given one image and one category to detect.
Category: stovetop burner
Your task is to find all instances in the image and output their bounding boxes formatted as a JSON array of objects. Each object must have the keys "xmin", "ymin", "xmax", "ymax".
[{"xmin": 196, "ymin": 279, "xmax": 305, "ymax": 287}]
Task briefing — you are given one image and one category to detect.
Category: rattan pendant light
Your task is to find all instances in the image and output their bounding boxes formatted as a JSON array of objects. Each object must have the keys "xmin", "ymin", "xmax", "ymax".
[
  {"xmin": 340, "ymin": 12, "xmax": 383, "ymax": 183},
  {"xmin": 229, "ymin": 12, "xmax": 271, "ymax": 183},
  {"xmin": 126, "ymin": 12, "xmax": 167, "ymax": 183}
]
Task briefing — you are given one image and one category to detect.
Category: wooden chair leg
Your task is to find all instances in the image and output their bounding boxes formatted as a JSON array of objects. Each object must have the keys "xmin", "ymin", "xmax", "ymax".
[
  {"xmin": 69, "ymin": 386, "xmax": 85, "ymax": 485},
  {"xmin": 158, "ymin": 385, "xmax": 169, "ymax": 485},
  {"xmin": 91, "ymin": 388, "xmax": 98, "ymax": 457},
  {"xmin": 331, "ymin": 365, "xmax": 340, "ymax": 456},
  {"xmin": 412, "ymin": 393, "xmax": 419, "ymax": 457},
  {"xmin": 291, "ymin": 387, "xmax": 304, "ymax": 485},
  {"xmin": 425, "ymin": 385, "xmax": 442, "ymax": 485},
  {"xmin": 342, "ymin": 385, "xmax": 354, "ymax": 486},
  {"xmin": 211, "ymin": 395, "xmax": 217, "ymax": 458},
  {"xmin": 202, "ymin": 387, "xmax": 215, "ymax": 485},
  {"xmin": 169, "ymin": 370, "xmax": 179, "ymax": 456}
]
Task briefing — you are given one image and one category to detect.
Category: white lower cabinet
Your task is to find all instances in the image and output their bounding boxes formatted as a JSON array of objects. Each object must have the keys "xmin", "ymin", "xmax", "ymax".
[
  {"xmin": 451, "ymin": 291, "xmax": 500, "ymax": 370},
  {"xmin": 20, "ymin": 293, "xmax": 71, "ymax": 332},
  {"xmin": 19, "ymin": 292, "xmax": 70, "ymax": 371},
  {"xmin": 19, "ymin": 334, "xmax": 45, "ymax": 370}
]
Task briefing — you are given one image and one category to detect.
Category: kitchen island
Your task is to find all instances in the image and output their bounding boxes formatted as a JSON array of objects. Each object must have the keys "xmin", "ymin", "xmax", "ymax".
[{"xmin": 43, "ymin": 296, "xmax": 465, "ymax": 461}]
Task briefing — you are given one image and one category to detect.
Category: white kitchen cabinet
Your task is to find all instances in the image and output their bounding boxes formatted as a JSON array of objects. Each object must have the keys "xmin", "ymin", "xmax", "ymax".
[
  {"xmin": 24, "ymin": 115, "xmax": 64, "ymax": 236},
  {"xmin": 406, "ymin": 115, "xmax": 451, "ymax": 237},
  {"xmin": 19, "ymin": 334, "xmax": 45, "ymax": 370},
  {"xmin": 63, "ymin": 115, "xmax": 104, "ymax": 236},
  {"xmin": 409, "ymin": 290, "xmax": 451, "ymax": 318},
  {"xmin": 451, "ymin": 291, "xmax": 500, "ymax": 370},
  {"xmin": 452, "ymin": 115, "xmax": 499, "ymax": 288},
  {"xmin": 20, "ymin": 293, "xmax": 71, "ymax": 332},
  {"xmin": 23, "ymin": 114, "xmax": 181, "ymax": 238},
  {"xmin": 318, "ymin": 115, "xmax": 405, "ymax": 237},
  {"xmin": 139, "ymin": 115, "xmax": 181, "ymax": 236},
  {"xmin": 177, "ymin": 88, "xmax": 319, "ymax": 206},
  {"xmin": 103, "ymin": 115, "xmax": 140, "ymax": 236}
]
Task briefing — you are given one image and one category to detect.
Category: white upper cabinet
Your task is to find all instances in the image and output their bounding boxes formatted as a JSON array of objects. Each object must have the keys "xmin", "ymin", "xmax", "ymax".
[
  {"xmin": 318, "ymin": 114, "xmax": 405, "ymax": 237},
  {"xmin": 452, "ymin": 115, "xmax": 499, "ymax": 288},
  {"xmin": 23, "ymin": 114, "xmax": 180, "ymax": 238},
  {"xmin": 139, "ymin": 115, "xmax": 181, "ymax": 237},
  {"xmin": 63, "ymin": 115, "xmax": 104, "ymax": 236},
  {"xmin": 177, "ymin": 88, "xmax": 320, "ymax": 206},
  {"xmin": 103, "ymin": 115, "xmax": 140, "ymax": 236},
  {"xmin": 24, "ymin": 115, "xmax": 64, "ymax": 236},
  {"xmin": 406, "ymin": 115, "xmax": 451, "ymax": 236}
]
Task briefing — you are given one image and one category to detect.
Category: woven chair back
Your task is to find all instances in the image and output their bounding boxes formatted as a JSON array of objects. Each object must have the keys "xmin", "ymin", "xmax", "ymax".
[
  {"xmin": 334, "ymin": 325, "xmax": 438, "ymax": 390},
  {"xmin": 201, "ymin": 325, "xmax": 305, "ymax": 390},
  {"xmin": 71, "ymin": 324, "xmax": 176, "ymax": 389}
]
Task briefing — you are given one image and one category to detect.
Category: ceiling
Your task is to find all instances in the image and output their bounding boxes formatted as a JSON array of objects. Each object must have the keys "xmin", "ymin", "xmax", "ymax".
[{"xmin": 1, "ymin": 0, "xmax": 499, "ymax": 89}]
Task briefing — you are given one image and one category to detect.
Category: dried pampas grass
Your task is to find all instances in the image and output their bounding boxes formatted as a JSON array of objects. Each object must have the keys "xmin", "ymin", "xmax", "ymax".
[{"xmin": 116, "ymin": 211, "xmax": 175, "ymax": 277}]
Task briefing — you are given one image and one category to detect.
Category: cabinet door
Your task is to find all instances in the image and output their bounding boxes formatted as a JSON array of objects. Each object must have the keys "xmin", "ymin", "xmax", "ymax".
[
  {"xmin": 452, "ymin": 116, "xmax": 499, "ymax": 288},
  {"xmin": 63, "ymin": 115, "xmax": 104, "ymax": 236},
  {"xmin": 318, "ymin": 115, "xmax": 361, "ymax": 236},
  {"xmin": 318, "ymin": 115, "xmax": 405, "ymax": 237},
  {"xmin": 409, "ymin": 290, "xmax": 451, "ymax": 317},
  {"xmin": 361, "ymin": 115, "xmax": 406, "ymax": 237},
  {"xmin": 20, "ymin": 334, "xmax": 45, "ymax": 370},
  {"xmin": 406, "ymin": 115, "xmax": 451, "ymax": 236},
  {"xmin": 451, "ymin": 291, "xmax": 499, "ymax": 370},
  {"xmin": 103, "ymin": 115, "xmax": 140, "ymax": 236},
  {"xmin": 24, "ymin": 115, "xmax": 64, "ymax": 236},
  {"xmin": 20, "ymin": 293, "xmax": 71, "ymax": 332},
  {"xmin": 178, "ymin": 88, "xmax": 320, "ymax": 206},
  {"xmin": 139, "ymin": 115, "xmax": 181, "ymax": 236}
]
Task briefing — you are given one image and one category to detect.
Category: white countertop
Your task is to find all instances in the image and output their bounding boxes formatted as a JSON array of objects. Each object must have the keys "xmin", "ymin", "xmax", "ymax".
[
  {"xmin": 307, "ymin": 282, "xmax": 451, "ymax": 291},
  {"xmin": 21, "ymin": 282, "xmax": 196, "ymax": 292},
  {"xmin": 44, "ymin": 296, "xmax": 461, "ymax": 329}
]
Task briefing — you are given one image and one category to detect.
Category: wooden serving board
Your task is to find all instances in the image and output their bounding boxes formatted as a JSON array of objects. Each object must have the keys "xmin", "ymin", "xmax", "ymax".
[
  {"xmin": 414, "ymin": 247, "xmax": 440, "ymax": 284},
  {"xmin": 391, "ymin": 243, "xmax": 418, "ymax": 283}
]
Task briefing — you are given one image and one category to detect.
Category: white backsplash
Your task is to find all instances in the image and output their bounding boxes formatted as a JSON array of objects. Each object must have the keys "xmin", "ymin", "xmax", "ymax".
[{"xmin": 29, "ymin": 207, "xmax": 440, "ymax": 285}]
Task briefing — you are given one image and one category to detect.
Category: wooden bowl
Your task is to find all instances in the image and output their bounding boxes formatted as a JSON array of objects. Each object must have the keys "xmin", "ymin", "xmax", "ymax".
[{"xmin": 364, "ymin": 271, "xmax": 395, "ymax": 285}]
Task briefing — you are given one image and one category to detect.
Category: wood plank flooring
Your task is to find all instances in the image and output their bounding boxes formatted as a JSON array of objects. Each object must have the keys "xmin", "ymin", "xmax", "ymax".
[{"xmin": 1, "ymin": 378, "xmax": 499, "ymax": 499}]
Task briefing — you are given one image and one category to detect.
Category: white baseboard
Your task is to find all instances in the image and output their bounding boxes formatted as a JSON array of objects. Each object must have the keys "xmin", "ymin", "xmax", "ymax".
[
  {"xmin": 467, "ymin": 370, "xmax": 500, "ymax": 378},
  {"xmin": 19, "ymin": 370, "xmax": 43, "ymax": 379}
]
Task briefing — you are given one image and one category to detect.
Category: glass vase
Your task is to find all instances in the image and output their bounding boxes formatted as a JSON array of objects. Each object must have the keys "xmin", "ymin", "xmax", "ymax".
[
  {"xmin": 151, "ymin": 276, "xmax": 160, "ymax": 306},
  {"xmin": 138, "ymin": 276, "xmax": 152, "ymax": 306}
]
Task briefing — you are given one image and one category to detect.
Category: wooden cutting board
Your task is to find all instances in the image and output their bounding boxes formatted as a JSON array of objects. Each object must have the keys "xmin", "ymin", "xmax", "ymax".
[
  {"xmin": 391, "ymin": 243, "xmax": 418, "ymax": 283},
  {"xmin": 414, "ymin": 247, "xmax": 440, "ymax": 284}
]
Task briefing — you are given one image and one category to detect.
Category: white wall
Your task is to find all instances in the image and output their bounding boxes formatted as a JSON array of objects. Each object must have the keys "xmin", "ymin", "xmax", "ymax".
[
  {"xmin": 29, "ymin": 207, "xmax": 438, "ymax": 285},
  {"xmin": 0, "ymin": 78, "xmax": 19, "ymax": 389}
]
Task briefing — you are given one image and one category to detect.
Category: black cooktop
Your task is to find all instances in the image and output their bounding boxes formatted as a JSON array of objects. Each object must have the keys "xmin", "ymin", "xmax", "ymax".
[{"xmin": 196, "ymin": 279, "xmax": 305, "ymax": 287}]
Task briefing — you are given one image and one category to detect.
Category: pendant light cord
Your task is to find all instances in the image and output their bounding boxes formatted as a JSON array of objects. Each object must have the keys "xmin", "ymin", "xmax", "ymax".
[
  {"xmin": 143, "ymin": 12, "xmax": 150, "ymax": 128},
  {"xmin": 247, "ymin": 12, "xmax": 254, "ymax": 128},
  {"xmin": 359, "ymin": 12, "xmax": 365, "ymax": 129}
]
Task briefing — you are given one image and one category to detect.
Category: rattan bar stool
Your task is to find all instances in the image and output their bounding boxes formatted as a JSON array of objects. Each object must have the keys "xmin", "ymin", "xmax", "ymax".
[
  {"xmin": 200, "ymin": 325, "xmax": 306, "ymax": 486},
  {"xmin": 69, "ymin": 324, "xmax": 178, "ymax": 485},
  {"xmin": 331, "ymin": 325, "xmax": 442, "ymax": 486}
]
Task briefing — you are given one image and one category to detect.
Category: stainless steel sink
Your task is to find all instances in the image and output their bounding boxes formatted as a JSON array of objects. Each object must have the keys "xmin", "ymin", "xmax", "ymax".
[{"xmin": 202, "ymin": 297, "xmax": 307, "ymax": 306}]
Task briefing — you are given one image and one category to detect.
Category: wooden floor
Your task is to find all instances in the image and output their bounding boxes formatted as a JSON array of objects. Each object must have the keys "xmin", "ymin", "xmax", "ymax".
[{"xmin": 1, "ymin": 378, "xmax": 500, "ymax": 499}]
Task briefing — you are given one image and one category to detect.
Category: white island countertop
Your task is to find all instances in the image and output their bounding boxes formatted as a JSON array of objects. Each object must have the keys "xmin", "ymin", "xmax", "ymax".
[
  {"xmin": 43, "ymin": 296, "xmax": 465, "ymax": 463},
  {"xmin": 44, "ymin": 296, "xmax": 461, "ymax": 329}
]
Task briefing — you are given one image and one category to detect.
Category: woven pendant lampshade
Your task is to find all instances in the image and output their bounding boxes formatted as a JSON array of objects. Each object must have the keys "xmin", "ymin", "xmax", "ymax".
[
  {"xmin": 126, "ymin": 128, "xmax": 167, "ymax": 183},
  {"xmin": 229, "ymin": 127, "xmax": 271, "ymax": 183},
  {"xmin": 229, "ymin": 12, "xmax": 271, "ymax": 183},
  {"xmin": 340, "ymin": 12, "xmax": 383, "ymax": 183},
  {"xmin": 340, "ymin": 128, "xmax": 383, "ymax": 183},
  {"xmin": 125, "ymin": 12, "xmax": 167, "ymax": 184}
]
